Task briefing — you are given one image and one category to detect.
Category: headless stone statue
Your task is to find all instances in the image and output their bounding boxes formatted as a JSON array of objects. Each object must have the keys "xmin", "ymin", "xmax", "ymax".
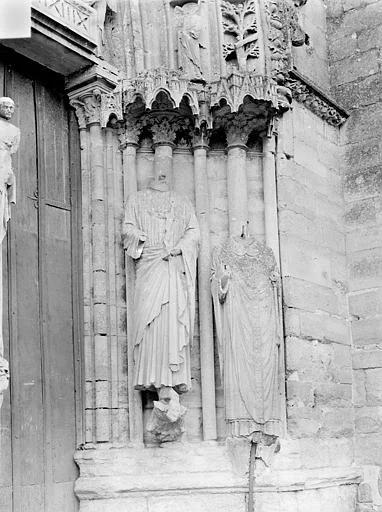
[
  {"xmin": 0, "ymin": 97, "xmax": 19, "ymax": 242},
  {"xmin": 123, "ymin": 167, "xmax": 199, "ymax": 441},
  {"xmin": 211, "ymin": 235, "xmax": 282, "ymax": 462}
]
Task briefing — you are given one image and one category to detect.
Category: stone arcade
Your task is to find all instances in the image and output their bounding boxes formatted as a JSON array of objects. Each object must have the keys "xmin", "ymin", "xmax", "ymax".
[{"xmin": 0, "ymin": 1, "xmax": 381, "ymax": 511}]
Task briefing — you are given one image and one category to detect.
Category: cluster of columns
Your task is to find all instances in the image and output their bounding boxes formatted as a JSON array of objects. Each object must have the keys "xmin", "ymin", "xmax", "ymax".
[
  {"xmin": 69, "ymin": 84, "xmax": 127, "ymax": 446},
  {"xmin": 68, "ymin": 75, "xmax": 284, "ymax": 446}
]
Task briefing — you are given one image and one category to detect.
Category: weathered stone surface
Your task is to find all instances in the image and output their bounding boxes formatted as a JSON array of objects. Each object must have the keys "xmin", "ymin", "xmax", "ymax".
[
  {"xmin": 352, "ymin": 318, "xmax": 382, "ymax": 346},
  {"xmin": 365, "ymin": 369, "xmax": 382, "ymax": 405}
]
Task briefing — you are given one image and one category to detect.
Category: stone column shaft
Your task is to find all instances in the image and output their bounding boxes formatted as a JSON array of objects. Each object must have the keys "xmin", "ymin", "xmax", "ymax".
[
  {"xmin": 194, "ymin": 143, "xmax": 217, "ymax": 441},
  {"xmin": 227, "ymin": 144, "xmax": 249, "ymax": 237},
  {"xmin": 89, "ymin": 122, "xmax": 110, "ymax": 443},
  {"xmin": 263, "ymin": 135, "xmax": 280, "ymax": 267},
  {"xmin": 154, "ymin": 143, "xmax": 174, "ymax": 185},
  {"xmin": 121, "ymin": 138, "xmax": 144, "ymax": 446},
  {"xmin": 262, "ymin": 133, "xmax": 287, "ymax": 434}
]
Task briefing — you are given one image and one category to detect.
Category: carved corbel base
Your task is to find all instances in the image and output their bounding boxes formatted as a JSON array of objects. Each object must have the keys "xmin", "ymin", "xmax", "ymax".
[{"xmin": 147, "ymin": 387, "xmax": 187, "ymax": 444}]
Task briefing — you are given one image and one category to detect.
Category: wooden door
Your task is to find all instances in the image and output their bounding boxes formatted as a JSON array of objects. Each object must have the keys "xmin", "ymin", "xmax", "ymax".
[{"xmin": 0, "ymin": 50, "xmax": 82, "ymax": 512}]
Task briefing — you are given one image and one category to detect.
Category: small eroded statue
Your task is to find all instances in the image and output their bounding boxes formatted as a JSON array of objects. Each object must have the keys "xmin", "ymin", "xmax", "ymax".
[
  {"xmin": 0, "ymin": 97, "xmax": 19, "ymax": 242},
  {"xmin": 123, "ymin": 167, "xmax": 199, "ymax": 442},
  {"xmin": 175, "ymin": 2, "xmax": 205, "ymax": 81},
  {"xmin": 0, "ymin": 356, "xmax": 9, "ymax": 409},
  {"xmin": 211, "ymin": 234, "xmax": 282, "ymax": 464}
]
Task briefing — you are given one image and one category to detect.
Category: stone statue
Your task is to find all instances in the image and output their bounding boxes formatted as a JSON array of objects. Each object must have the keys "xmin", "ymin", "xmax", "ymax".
[
  {"xmin": 123, "ymin": 166, "xmax": 199, "ymax": 440},
  {"xmin": 175, "ymin": 2, "xmax": 205, "ymax": 81},
  {"xmin": 0, "ymin": 356, "xmax": 9, "ymax": 409},
  {"xmin": 211, "ymin": 235, "xmax": 282, "ymax": 459},
  {"xmin": 83, "ymin": 0, "xmax": 117, "ymax": 46},
  {"xmin": 0, "ymin": 97, "xmax": 19, "ymax": 242}
]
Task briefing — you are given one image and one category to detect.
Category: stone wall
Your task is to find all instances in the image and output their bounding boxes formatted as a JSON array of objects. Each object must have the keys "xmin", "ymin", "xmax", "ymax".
[
  {"xmin": 327, "ymin": 0, "xmax": 382, "ymax": 509},
  {"xmin": 278, "ymin": 100, "xmax": 354, "ymax": 459}
]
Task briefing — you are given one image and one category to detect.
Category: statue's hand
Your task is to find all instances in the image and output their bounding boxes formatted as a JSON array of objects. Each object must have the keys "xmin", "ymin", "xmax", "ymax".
[
  {"xmin": 162, "ymin": 250, "xmax": 170, "ymax": 261},
  {"xmin": 170, "ymin": 248, "xmax": 182, "ymax": 257}
]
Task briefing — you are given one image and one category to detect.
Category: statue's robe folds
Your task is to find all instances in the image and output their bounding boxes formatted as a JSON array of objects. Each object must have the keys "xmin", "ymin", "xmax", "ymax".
[
  {"xmin": 0, "ymin": 118, "xmax": 19, "ymax": 242},
  {"xmin": 211, "ymin": 237, "xmax": 281, "ymax": 439},
  {"xmin": 124, "ymin": 189, "xmax": 199, "ymax": 392}
]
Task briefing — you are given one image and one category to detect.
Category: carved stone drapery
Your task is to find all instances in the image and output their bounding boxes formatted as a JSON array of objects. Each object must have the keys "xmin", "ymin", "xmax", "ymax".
[
  {"xmin": 211, "ymin": 236, "xmax": 282, "ymax": 445},
  {"xmin": 174, "ymin": 2, "xmax": 205, "ymax": 81}
]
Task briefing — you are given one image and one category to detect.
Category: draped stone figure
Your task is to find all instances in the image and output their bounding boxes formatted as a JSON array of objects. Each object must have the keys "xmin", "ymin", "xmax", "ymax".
[
  {"xmin": 123, "ymin": 169, "xmax": 199, "ymax": 409},
  {"xmin": 211, "ymin": 235, "xmax": 282, "ymax": 451},
  {"xmin": 0, "ymin": 97, "xmax": 19, "ymax": 242},
  {"xmin": 175, "ymin": 3, "xmax": 205, "ymax": 81}
]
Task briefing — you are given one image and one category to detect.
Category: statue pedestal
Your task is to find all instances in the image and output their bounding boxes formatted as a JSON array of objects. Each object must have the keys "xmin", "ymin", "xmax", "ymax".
[{"xmin": 75, "ymin": 440, "xmax": 362, "ymax": 512}]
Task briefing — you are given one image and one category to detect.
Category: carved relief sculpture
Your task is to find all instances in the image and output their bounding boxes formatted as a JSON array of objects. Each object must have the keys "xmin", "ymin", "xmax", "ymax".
[
  {"xmin": 211, "ymin": 235, "xmax": 282, "ymax": 457},
  {"xmin": 0, "ymin": 97, "xmax": 19, "ymax": 242},
  {"xmin": 175, "ymin": 2, "xmax": 205, "ymax": 81},
  {"xmin": 221, "ymin": 0, "xmax": 259, "ymax": 72},
  {"xmin": 123, "ymin": 165, "xmax": 199, "ymax": 441}
]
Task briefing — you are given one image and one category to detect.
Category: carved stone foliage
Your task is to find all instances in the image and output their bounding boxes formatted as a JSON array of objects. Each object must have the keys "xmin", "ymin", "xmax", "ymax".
[
  {"xmin": 265, "ymin": 0, "xmax": 306, "ymax": 83},
  {"xmin": 70, "ymin": 88, "xmax": 122, "ymax": 128},
  {"xmin": 213, "ymin": 98, "xmax": 271, "ymax": 146},
  {"xmin": 221, "ymin": 0, "xmax": 260, "ymax": 72},
  {"xmin": 118, "ymin": 118, "xmax": 142, "ymax": 148},
  {"xmin": 285, "ymin": 74, "xmax": 348, "ymax": 126}
]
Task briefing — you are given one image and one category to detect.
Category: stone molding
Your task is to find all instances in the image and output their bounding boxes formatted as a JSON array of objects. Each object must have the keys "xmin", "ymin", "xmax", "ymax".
[
  {"xmin": 32, "ymin": 0, "xmax": 97, "ymax": 43},
  {"xmin": 122, "ymin": 69, "xmax": 282, "ymax": 131},
  {"xmin": 74, "ymin": 443, "xmax": 362, "ymax": 500},
  {"xmin": 286, "ymin": 70, "xmax": 348, "ymax": 126}
]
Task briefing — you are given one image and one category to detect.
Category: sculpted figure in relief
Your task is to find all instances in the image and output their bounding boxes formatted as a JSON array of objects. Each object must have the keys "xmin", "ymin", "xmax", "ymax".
[
  {"xmin": 0, "ymin": 97, "xmax": 19, "ymax": 243},
  {"xmin": 123, "ymin": 166, "xmax": 199, "ymax": 440},
  {"xmin": 211, "ymin": 235, "xmax": 282, "ymax": 457},
  {"xmin": 175, "ymin": 2, "xmax": 205, "ymax": 81}
]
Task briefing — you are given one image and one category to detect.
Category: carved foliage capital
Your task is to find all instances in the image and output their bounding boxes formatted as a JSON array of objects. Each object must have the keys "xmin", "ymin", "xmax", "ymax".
[
  {"xmin": 149, "ymin": 115, "xmax": 183, "ymax": 145},
  {"xmin": 70, "ymin": 89, "xmax": 123, "ymax": 129},
  {"xmin": 285, "ymin": 76, "xmax": 347, "ymax": 126},
  {"xmin": 214, "ymin": 108, "xmax": 267, "ymax": 147},
  {"xmin": 119, "ymin": 119, "xmax": 142, "ymax": 148}
]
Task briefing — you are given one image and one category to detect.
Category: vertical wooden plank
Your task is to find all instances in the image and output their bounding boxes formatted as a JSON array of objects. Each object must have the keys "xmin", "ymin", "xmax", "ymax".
[
  {"xmin": 35, "ymin": 81, "xmax": 78, "ymax": 509},
  {"xmin": 7, "ymin": 65, "xmax": 44, "ymax": 511}
]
